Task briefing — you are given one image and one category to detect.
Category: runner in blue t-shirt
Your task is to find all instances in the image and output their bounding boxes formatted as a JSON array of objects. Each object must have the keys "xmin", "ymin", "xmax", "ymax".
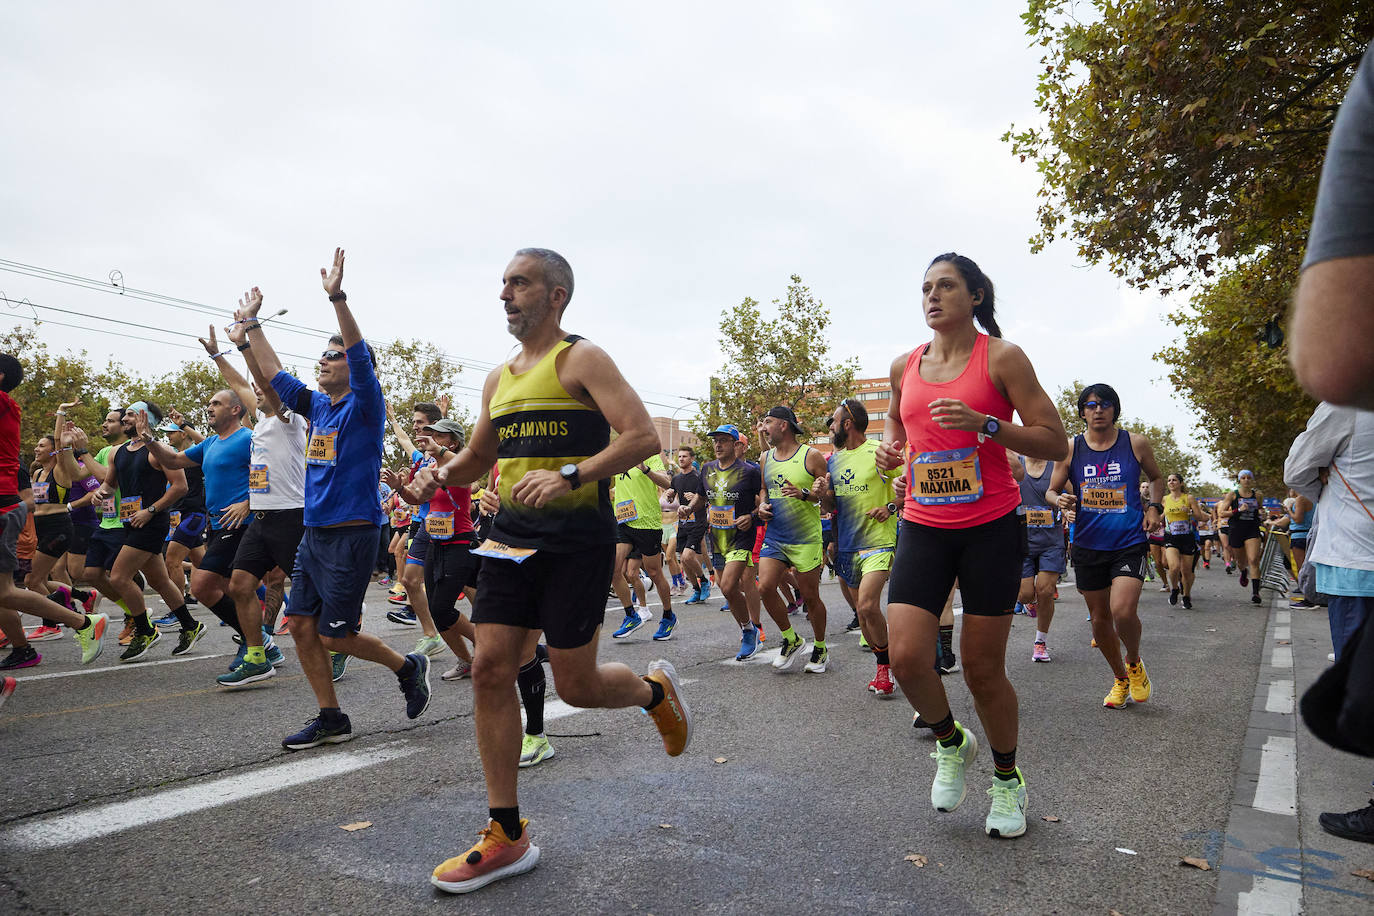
[
  {"xmin": 383, "ymin": 401, "xmax": 445, "ymax": 650},
  {"xmin": 237, "ymin": 249, "xmax": 431, "ymax": 751}
]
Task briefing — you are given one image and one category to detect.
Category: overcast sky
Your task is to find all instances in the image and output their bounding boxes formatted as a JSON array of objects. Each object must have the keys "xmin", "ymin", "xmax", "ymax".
[{"xmin": 0, "ymin": 2, "xmax": 1226, "ymax": 480}]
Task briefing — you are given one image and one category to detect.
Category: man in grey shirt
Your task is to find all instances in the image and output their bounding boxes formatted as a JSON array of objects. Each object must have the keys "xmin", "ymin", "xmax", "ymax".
[{"xmin": 1290, "ymin": 41, "xmax": 1374, "ymax": 408}]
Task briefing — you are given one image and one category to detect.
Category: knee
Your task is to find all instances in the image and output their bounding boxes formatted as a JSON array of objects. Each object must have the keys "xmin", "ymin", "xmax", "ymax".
[
  {"xmin": 287, "ymin": 615, "xmax": 315, "ymax": 641},
  {"xmin": 888, "ymin": 645, "xmax": 927, "ymax": 684},
  {"xmin": 23, "ymin": 570, "xmax": 43, "ymax": 591},
  {"xmin": 470, "ymin": 654, "xmax": 517, "ymax": 692},
  {"xmin": 961, "ymin": 656, "xmax": 1004, "ymax": 695},
  {"xmin": 227, "ymin": 578, "xmax": 255, "ymax": 604}
]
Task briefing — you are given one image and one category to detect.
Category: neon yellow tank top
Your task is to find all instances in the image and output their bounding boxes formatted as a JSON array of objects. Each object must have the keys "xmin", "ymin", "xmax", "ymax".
[
  {"xmin": 762, "ymin": 444, "xmax": 821, "ymax": 546},
  {"xmin": 488, "ymin": 336, "xmax": 612, "ymax": 551}
]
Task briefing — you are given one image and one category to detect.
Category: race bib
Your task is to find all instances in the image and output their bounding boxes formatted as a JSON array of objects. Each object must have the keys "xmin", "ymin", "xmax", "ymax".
[
  {"xmin": 101, "ymin": 497, "xmax": 118, "ymax": 520},
  {"xmin": 910, "ymin": 448, "xmax": 983, "ymax": 505},
  {"xmin": 1080, "ymin": 486, "xmax": 1127, "ymax": 513},
  {"xmin": 33, "ymin": 482, "xmax": 50, "ymax": 504},
  {"xmin": 307, "ymin": 428, "xmax": 338, "ymax": 466},
  {"xmin": 1025, "ymin": 507, "xmax": 1055, "ymax": 528},
  {"xmin": 169, "ymin": 510, "xmax": 182, "ymax": 528},
  {"xmin": 709, "ymin": 505, "xmax": 735, "ymax": 529},
  {"xmin": 472, "ymin": 538, "xmax": 537, "ymax": 564},
  {"xmin": 1167, "ymin": 520, "xmax": 1191, "ymax": 535},
  {"xmin": 425, "ymin": 511, "xmax": 454, "ymax": 538},
  {"xmin": 1238, "ymin": 498, "xmax": 1258, "ymax": 520},
  {"xmin": 249, "ymin": 463, "xmax": 270, "ymax": 494},
  {"xmin": 614, "ymin": 499, "xmax": 638, "ymax": 524},
  {"xmin": 119, "ymin": 495, "xmax": 143, "ymax": 520}
]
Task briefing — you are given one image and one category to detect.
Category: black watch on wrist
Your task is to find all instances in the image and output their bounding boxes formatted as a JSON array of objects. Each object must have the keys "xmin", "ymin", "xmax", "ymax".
[
  {"xmin": 559, "ymin": 463, "xmax": 581, "ymax": 490},
  {"xmin": 980, "ymin": 416, "xmax": 1000, "ymax": 438},
  {"xmin": 886, "ymin": 501, "xmax": 899, "ymax": 514}
]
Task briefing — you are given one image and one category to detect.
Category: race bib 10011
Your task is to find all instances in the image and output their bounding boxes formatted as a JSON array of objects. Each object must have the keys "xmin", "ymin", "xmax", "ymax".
[{"xmin": 1080, "ymin": 486, "xmax": 1127, "ymax": 513}]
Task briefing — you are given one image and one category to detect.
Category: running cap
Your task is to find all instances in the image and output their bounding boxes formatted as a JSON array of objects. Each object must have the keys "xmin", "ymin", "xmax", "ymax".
[
  {"xmin": 156, "ymin": 419, "xmax": 181, "ymax": 433},
  {"xmin": 1076, "ymin": 384, "xmax": 1121, "ymax": 423},
  {"xmin": 423, "ymin": 418, "xmax": 466, "ymax": 437},
  {"xmin": 708, "ymin": 424, "xmax": 741, "ymax": 440},
  {"xmin": 764, "ymin": 405, "xmax": 803, "ymax": 435}
]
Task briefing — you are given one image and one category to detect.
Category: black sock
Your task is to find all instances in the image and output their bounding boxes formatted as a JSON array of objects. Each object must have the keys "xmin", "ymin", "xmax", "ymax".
[
  {"xmin": 518, "ymin": 656, "xmax": 546, "ymax": 736},
  {"xmin": 70, "ymin": 587, "xmax": 92, "ymax": 605},
  {"xmin": 929, "ymin": 712, "xmax": 959, "ymax": 746},
  {"xmin": 874, "ymin": 645, "xmax": 890, "ymax": 665},
  {"xmin": 134, "ymin": 614, "xmax": 155, "ymax": 637},
  {"xmin": 208, "ymin": 596, "xmax": 242, "ymax": 636},
  {"xmin": 397, "ymin": 656, "xmax": 416, "ymax": 679},
  {"xmin": 319, "ymin": 706, "xmax": 345, "ymax": 724},
  {"xmin": 642, "ymin": 676, "xmax": 665, "ymax": 711},
  {"xmin": 992, "ymin": 746, "xmax": 1020, "ymax": 781},
  {"xmin": 1252, "ymin": 580, "xmax": 1261, "ymax": 596},
  {"xmin": 171, "ymin": 604, "xmax": 197, "ymax": 630},
  {"xmin": 489, "ymin": 806, "xmax": 522, "ymax": 841},
  {"xmin": 939, "ymin": 625, "xmax": 954, "ymax": 655}
]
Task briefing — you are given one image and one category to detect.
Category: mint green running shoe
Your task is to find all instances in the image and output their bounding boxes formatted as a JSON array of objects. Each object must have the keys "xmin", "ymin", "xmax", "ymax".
[
  {"xmin": 414, "ymin": 635, "xmax": 445, "ymax": 658},
  {"xmin": 985, "ymin": 768, "xmax": 1028, "ymax": 838},
  {"xmin": 330, "ymin": 651, "xmax": 349, "ymax": 682},
  {"xmin": 930, "ymin": 723, "xmax": 978, "ymax": 812}
]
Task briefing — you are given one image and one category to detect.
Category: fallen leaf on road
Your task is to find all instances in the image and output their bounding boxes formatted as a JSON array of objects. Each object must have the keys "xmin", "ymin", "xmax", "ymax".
[
  {"xmin": 1042, "ymin": 815, "xmax": 1061, "ymax": 822},
  {"xmin": 903, "ymin": 854, "xmax": 927, "ymax": 868},
  {"xmin": 1180, "ymin": 856, "xmax": 1212, "ymax": 871},
  {"xmin": 340, "ymin": 822, "xmax": 372, "ymax": 832},
  {"xmin": 1110, "ymin": 910, "xmax": 1126, "ymax": 916},
  {"xmin": 714, "ymin": 757, "xmax": 727, "ymax": 764},
  {"xmin": 1277, "ymin": 639, "xmax": 1291, "ymax": 645},
  {"xmin": 1352, "ymin": 868, "xmax": 1374, "ymax": 881},
  {"xmin": 658, "ymin": 824, "xmax": 672, "ymax": 829}
]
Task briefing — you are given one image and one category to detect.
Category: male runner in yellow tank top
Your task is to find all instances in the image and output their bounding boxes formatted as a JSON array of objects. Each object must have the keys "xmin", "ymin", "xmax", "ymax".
[{"xmin": 419, "ymin": 248, "xmax": 691, "ymax": 895}]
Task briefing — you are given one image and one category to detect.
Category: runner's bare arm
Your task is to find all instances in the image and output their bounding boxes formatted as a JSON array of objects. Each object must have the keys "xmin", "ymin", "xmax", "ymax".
[
  {"xmin": 203, "ymin": 321, "xmax": 259, "ymax": 426},
  {"xmin": 133, "ymin": 410, "xmax": 197, "ymax": 470},
  {"xmin": 228, "ymin": 289, "xmax": 286, "ymax": 418},
  {"xmin": 1290, "ymin": 255, "xmax": 1374, "ymax": 409},
  {"xmin": 1008, "ymin": 451, "xmax": 1025, "ymax": 482},
  {"xmin": 429, "ymin": 367, "xmax": 503, "ymax": 492},
  {"xmin": 1045, "ymin": 448, "xmax": 1076, "ymax": 509},
  {"xmin": 386, "ymin": 402, "xmax": 417, "ymax": 456},
  {"xmin": 983, "ymin": 339, "xmax": 1069, "ymax": 461},
  {"xmin": 642, "ymin": 465, "xmax": 673, "ymax": 488},
  {"xmin": 154, "ymin": 466, "xmax": 188, "ymax": 513},
  {"xmin": 320, "ymin": 248, "xmax": 362, "ymax": 349}
]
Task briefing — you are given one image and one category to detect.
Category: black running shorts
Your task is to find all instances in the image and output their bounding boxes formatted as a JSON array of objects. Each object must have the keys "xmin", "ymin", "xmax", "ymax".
[
  {"xmin": 233, "ymin": 508, "xmax": 305, "ymax": 580},
  {"xmin": 473, "ymin": 542, "xmax": 614, "ymax": 649},
  {"xmin": 887, "ymin": 509, "xmax": 1024, "ymax": 617},
  {"xmin": 1072, "ymin": 542, "xmax": 1149, "ymax": 592}
]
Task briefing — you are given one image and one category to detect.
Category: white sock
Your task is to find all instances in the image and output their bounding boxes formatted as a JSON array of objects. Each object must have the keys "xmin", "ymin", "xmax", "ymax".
[{"xmin": 1036, "ymin": 630, "xmax": 1048, "ymax": 643}]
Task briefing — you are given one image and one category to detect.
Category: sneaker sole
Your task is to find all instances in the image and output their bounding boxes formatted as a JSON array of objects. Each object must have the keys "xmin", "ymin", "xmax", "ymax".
[
  {"xmin": 282, "ymin": 732, "xmax": 353, "ymax": 751},
  {"xmin": 987, "ymin": 819, "xmax": 1028, "ymax": 839},
  {"xmin": 772, "ymin": 640, "xmax": 808, "ymax": 670},
  {"xmin": 431, "ymin": 844, "xmax": 540, "ymax": 894},
  {"xmin": 652, "ymin": 628, "xmax": 675, "ymax": 641},
  {"xmin": 218, "ymin": 668, "xmax": 277, "ymax": 689}
]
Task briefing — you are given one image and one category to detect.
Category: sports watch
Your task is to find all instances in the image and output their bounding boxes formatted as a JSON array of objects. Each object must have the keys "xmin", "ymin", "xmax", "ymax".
[
  {"xmin": 559, "ymin": 463, "xmax": 581, "ymax": 490},
  {"xmin": 980, "ymin": 416, "xmax": 1000, "ymax": 438}
]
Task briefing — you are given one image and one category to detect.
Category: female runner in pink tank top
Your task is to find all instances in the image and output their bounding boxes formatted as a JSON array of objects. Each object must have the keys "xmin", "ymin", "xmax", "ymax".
[{"xmin": 874, "ymin": 253, "xmax": 1067, "ymax": 839}]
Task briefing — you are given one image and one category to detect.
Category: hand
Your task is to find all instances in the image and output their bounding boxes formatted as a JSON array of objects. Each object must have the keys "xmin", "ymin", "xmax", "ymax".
[
  {"xmin": 813, "ymin": 473, "xmax": 830, "ymax": 501},
  {"xmin": 678, "ymin": 504, "xmax": 691, "ymax": 520},
  {"xmin": 893, "ymin": 475, "xmax": 907, "ymax": 500},
  {"xmin": 1142, "ymin": 506, "xmax": 1161, "ymax": 532},
  {"xmin": 58, "ymin": 399, "xmax": 82, "ymax": 411},
  {"xmin": 132, "ymin": 409, "xmax": 153, "ymax": 441},
  {"xmin": 408, "ymin": 466, "xmax": 442, "ymax": 504},
  {"xmin": 437, "ymin": 394, "xmax": 451, "ymax": 416},
  {"xmin": 735, "ymin": 510, "xmax": 755, "ymax": 530},
  {"xmin": 928, "ymin": 398, "xmax": 984, "ymax": 432},
  {"xmin": 386, "ymin": 400, "xmax": 396, "ymax": 422},
  {"xmin": 1056, "ymin": 491, "xmax": 1078, "ymax": 511},
  {"xmin": 1063, "ymin": 509, "xmax": 1076, "ymax": 525},
  {"xmin": 876, "ymin": 439, "xmax": 905, "ymax": 472},
  {"xmin": 321, "ymin": 247, "xmax": 346, "ymax": 298},
  {"xmin": 129, "ymin": 508, "xmax": 152, "ymax": 529},
  {"xmin": 510, "ymin": 468, "xmax": 570, "ymax": 508},
  {"xmin": 168, "ymin": 407, "xmax": 187, "ymax": 428},
  {"xmin": 220, "ymin": 500, "xmax": 251, "ymax": 530},
  {"xmin": 199, "ymin": 323, "xmax": 221, "ymax": 356},
  {"xmin": 756, "ymin": 500, "xmax": 773, "ymax": 523},
  {"xmin": 779, "ymin": 481, "xmax": 803, "ymax": 499},
  {"xmin": 238, "ymin": 286, "xmax": 264, "ymax": 320},
  {"xmin": 60, "ymin": 423, "xmax": 77, "ymax": 447},
  {"xmin": 94, "ymin": 485, "xmax": 111, "ymax": 501},
  {"xmin": 1318, "ymin": 467, "xmax": 1329, "ymax": 486},
  {"xmin": 479, "ymin": 486, "xmax": 501, "ymax": 515},
  {"xmin": 380, "ymin": 468, "xmax": 406, "ymax": 491},
  {"xmin": 865, "ymin": 504, "xmax": 892, "ymax": 522}
]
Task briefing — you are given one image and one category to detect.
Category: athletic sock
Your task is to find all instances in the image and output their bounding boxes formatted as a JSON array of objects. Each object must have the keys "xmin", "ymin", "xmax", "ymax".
[
  {"xmin": 929, "ymin": 713, "xmax": 960, "ymax": 747},
  {"xmin": 938, "ymin": 624, "xmax": 954, "ymax": 655},
  {"xmin": 171, "ymin": 604, "xmax": 197, "ymax": 630},
  {"xmin": 207, "ymin": 596, "xmax": 242, "ymax": 636},
  {"xmin": 319, "ymin": 706, "xmax": 345, "ymax": 724},
  {"xmin": 873, "ymin": 645, "xmax": 890, "ymax": 665},
  {"xmin": 622, "ymin": 606, "xmax": 635, "ymax": 617},
  {"xmin": 992, "ymin": 746, "xmax": 1020, "ymax": 782},
  {"xmin": 397, "ymin": 656, "xmax": 417, "ymax": 679},
  {"xmin": 114, "ymin": 598, "xmax": 131, "ymax": 615},
  {"xmin": 641, "ymin": 676, "xmax": 665, "ymax": 711},
  {"xmin": 1252, "ymin": 580, "xmax": 1261, "ymax": 597},
  {"xmin": 1035, "ymin": 630, "xmax": 1048, "ymax": 643},
  {"xmin": 813, "ymin": 640, "xmax": 826, "ymax": 651},
  {"xmin": 780, "ymin": 626, "xmax": 798, "ymax": 643},
  {"xmin": 518, "ymin": 656, "xmax": 546, "ymax": 735},
  {"xmin": 133, "ymin": 614, "xmax": 155, "ymax": 637},
  {"xmin": 244, "ymin": 646, "xmax": 267, "ymax": 665},
  {"xmin": 490, "ymin": 807, "xmax": 522, "ymax": 841}
]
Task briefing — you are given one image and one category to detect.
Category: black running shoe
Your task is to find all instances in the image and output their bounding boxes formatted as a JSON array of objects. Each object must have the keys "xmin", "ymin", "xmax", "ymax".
[
  {"xmin": 1319, "ymin": 800, "xmax": 1374, "ymax": 844},
  {"xmin": 845, "ymin": 614, "xmax": 861, "ymax": 632},
  {"xmin": 282, "ymin": 714, "xmax": 353, "ymax": 751},
  {"xmin": 399, "ymin": 653, "xmax": 432, "ymax": 719}
]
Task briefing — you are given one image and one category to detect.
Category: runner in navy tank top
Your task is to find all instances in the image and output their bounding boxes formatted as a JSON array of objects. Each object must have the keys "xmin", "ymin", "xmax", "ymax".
[
  {"xmin": 875, "ymin": 253, "xmax": 1067, "ymax": 841},
  {"xmin": 1047, "ymin": 383, "xmax": 1165, "ymax": 710}
]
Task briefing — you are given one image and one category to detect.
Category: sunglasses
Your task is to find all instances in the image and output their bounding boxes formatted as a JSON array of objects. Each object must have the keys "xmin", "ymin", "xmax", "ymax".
[
  {"xmin": 321, "ymin": 349, "xmax": 347, "ymax": 361},
  {"xmin": 1083, "ymin": 400, "xmax": 1107, "ymax": 410}
]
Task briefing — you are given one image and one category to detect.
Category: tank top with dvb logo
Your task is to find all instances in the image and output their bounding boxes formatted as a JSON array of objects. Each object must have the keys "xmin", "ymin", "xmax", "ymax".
[{"xmin": 489, "ymin": 335, "xmax": 614, "ymax": 551}]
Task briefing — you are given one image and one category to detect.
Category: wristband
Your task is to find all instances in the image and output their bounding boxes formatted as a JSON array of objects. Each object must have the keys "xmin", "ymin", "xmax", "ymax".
[
  {"xmin": 1148, "ymin": 502, "xmax": 1164, "ymax": 513},
  {"xmin": 55, "ymin": 410, "xmax": 66, "ymax": 416},
  {"xmin": 237, "ymin": 342, "xmax": 252, "ymax": 352},
  {"xmin": 328, "ymin": 291, "xmax": 347, "ymax": 302},
  {"xmin": 178, "ymin": 423, "xmax": 191, "ymax": 430}
]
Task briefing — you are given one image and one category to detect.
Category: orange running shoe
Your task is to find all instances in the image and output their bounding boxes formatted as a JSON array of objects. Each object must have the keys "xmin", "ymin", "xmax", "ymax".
[
  {"xmin": 117, "ymin": 618, "xmax": 135, "ymax": 646},
  {"xmin": 644, "ymin": 659, "xmax": 692, "ymax": 756},
  {"xmin": 431, "ymin": 819, "xmax": 539, "ymax": 894}
]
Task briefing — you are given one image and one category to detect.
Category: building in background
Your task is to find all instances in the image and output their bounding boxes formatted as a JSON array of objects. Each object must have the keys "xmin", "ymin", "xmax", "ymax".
[
  {"xmin": 652, "ymin": 416, "xmax": 701, "ymax": 454},
  {"xmin": 806, "ymin": 375, "xmax": 891, "ymax": 455}
]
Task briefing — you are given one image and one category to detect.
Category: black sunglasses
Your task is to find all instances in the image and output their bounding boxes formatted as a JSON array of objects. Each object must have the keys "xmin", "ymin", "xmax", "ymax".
[{"xmin": 321, "ymin": 349, "xmax": 347, "ymax": 361}]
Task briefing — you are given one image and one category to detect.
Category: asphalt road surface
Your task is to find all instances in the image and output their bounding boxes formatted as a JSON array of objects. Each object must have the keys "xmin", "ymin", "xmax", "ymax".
[{"xmin": 3, "ymin": 562, "xmax": 1372, "ymax": 915}]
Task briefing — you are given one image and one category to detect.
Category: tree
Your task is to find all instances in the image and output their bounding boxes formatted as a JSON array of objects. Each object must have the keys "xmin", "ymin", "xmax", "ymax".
[
  {"xmin": 692, "ymin": 276, "xmax": 858, "ymax": 460},
  {"xmin": 0, "ymin": 327, "xmax": 107, "ymax": 451},
  {"xmin": 1005, "ymin": 0, "xmax": 1371, "ymax": 289},
  {"xmin": 373, "ymin": 338, "xmax": 471, "ymax": 468},
  {"xmin": 1053, "ymin": 380, "xmax": 1202, "ymax": 485}
]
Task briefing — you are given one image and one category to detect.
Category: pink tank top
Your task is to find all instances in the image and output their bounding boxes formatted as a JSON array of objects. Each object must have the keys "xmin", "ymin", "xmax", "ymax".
[{"xmin": 898, "ymin": 333, "xmax": 1019, "ymax": 529}]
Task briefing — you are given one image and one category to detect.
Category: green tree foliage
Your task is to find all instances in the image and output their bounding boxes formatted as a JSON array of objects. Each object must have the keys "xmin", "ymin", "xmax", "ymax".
[
  {"xmin": 1053, "ymin": 380, "xmax": 1202, "ymax": 485},
  {"xmin": 374, "ymin": 339, "xmax": 471, "ymax": 468},
  {"xmin": 693, "ymin": 276, "xmax": 858, "ymax": 460},
  {"xmin": 1006, "ymin": 0, "xmax": 1371, "ymax": 288},
  {"xmin": 0, "ymin": 326, "xmax": 110, "ymax": 451}
]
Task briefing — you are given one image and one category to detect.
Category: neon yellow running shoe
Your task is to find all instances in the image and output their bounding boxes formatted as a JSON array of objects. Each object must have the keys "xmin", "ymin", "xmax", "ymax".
[
  {"xmin": 1127, "ymin": 659, "xmax": 1151, "ymax": 703},
  {"xmin": 1103, "ymin": 677, "xmax": 1129, "ymax": 709}
]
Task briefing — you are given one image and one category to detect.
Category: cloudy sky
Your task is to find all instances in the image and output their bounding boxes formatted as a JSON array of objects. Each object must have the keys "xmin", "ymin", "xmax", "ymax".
[{"xmin": 0, "ymin": 2, "xmax": 1224, "ymax": 479}]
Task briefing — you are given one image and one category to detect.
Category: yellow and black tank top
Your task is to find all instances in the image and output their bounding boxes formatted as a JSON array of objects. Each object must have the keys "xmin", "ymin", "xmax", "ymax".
[{"xmin": 489, "ymin": 335, "xmax": 613, "ymax": 551}]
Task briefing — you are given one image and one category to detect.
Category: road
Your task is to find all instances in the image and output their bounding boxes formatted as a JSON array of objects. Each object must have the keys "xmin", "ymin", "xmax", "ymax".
[{"xmin": 2, "ymin": 563, "xmax": 1371, "ymax": 915}]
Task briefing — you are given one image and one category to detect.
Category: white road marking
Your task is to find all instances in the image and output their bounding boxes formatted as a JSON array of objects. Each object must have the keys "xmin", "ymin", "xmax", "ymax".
[
  {"xmin": 10, "ymin": 652, "xmax": 233, "ymax": 682},
  {"xmin": 1253, "ymin": 735, "xmax": 1296, "ymax": 815},
  {"xmin": 1237, "ymin": 874, "xmax": 1301, "ymax": 915},
  {"xmin": 1275, "ymin": 610, "xmax": 1291, "ymax": 625},
  {"xmin": 1270, "ymin": 646, "xmax": 1292, "ymax": 669},
  {"xmin": 1265, "ymin": 680, "xmax": 1294, "ymax": 715},
  {"xmin": 5, "ymin": 741, "xmax": 419, "ymax": 850},
  {"xmin": 1273, "ymin": 625, "xmax": 1291, "ymax": 641}
]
